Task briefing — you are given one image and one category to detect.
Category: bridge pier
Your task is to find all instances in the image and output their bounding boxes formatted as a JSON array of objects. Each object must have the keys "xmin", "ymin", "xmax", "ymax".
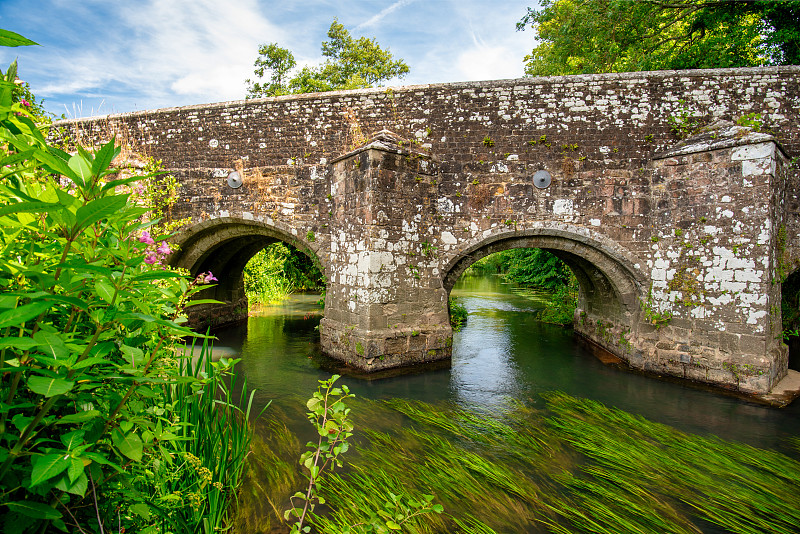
[
  {"xmin": 69, "ymin": 68, "xmax": 795, "ymax": 396},
  {"xmin": 319, "ymin": 131, "xmax": 453, "ymax": 370}
]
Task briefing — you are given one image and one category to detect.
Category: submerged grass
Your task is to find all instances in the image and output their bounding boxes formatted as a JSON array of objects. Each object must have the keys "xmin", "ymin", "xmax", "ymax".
[
  {"xmin": 233, "ymin": 414, "xmax": 301, "ymax": 533},
  {"xmin": 245, "ymin": 392, "xmax": 800, "ymax": 533}
]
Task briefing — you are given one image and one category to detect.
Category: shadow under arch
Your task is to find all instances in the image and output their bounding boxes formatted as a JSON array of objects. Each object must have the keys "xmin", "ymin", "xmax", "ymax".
[
  {"xmin": 442, "ymin": 228, "xmax": 647, "ymax": 328},
  {"xmin": 781, "ymin": 267, "xmax": 800, "ymax": 371},
  {"xmin": 169, "ymin": 217, "xmax": 326, "ymax": 325}
]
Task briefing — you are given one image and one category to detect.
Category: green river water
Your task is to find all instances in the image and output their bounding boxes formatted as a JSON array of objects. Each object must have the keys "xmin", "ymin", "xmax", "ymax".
[{"xmin": 212, "ymin": 274, "xmax": 800, "ymax": 533}]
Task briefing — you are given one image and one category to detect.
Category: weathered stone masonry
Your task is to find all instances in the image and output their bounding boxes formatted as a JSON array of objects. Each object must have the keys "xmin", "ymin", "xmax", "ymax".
[{"xmin": 56, "ymin": 66, "xmax": 800, "ymax": 395}]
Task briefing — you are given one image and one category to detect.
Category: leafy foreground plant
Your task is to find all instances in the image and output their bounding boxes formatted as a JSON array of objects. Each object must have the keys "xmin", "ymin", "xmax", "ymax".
[
  {"xmin": 285, "ymin": 376, "xmax": 443, "ymax": 533},
  {"xmin": 0, "ymin": 33, "xmax": 257, "ymax": 533},
  {"xmin": 137, "ymin": 341, "xmax": 262, "ymax": 533}
]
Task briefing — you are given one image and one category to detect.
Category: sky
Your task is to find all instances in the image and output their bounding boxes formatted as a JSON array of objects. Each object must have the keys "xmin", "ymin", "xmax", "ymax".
[{"xmin": 0, "ymin": 0, "xmax": 538, "ymax": 118}]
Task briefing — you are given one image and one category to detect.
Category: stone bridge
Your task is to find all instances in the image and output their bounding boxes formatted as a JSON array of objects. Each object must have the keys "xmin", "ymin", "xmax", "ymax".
[{"xmin": 58, "ymin": 66, "xmax": 800, "ymax": 396}]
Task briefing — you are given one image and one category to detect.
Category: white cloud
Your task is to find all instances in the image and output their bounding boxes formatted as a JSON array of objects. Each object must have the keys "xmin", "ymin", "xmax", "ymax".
[
  {"xmin": 454, "ymin": 32, "xmax": 527, "ymax": 82},
  {"xmin": 118, "ymin": 0, "xmax": 284, "ymax": 101},
  {"xmin": 1, "ymin": 0, "xmax": 535, "ymax": 115},
  {"xmin": 23, "ymin": 0, "xmax": 284, "ymax": 108}
]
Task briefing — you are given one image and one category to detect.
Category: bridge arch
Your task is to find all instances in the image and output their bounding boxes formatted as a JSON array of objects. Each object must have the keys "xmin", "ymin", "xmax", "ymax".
[
  {"xmin": 442, "ymin": 227, "xmax": 648, "ymax": 329},
  {"xmin": 169, "ymin": 217, "xmax": 326, "ymax": 326}
]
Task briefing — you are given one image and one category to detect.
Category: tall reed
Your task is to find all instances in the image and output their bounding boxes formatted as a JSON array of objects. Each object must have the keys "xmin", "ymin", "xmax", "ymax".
[{"xmin": 149, "ymin": 340, "xmax": 261, "ymax": 533}]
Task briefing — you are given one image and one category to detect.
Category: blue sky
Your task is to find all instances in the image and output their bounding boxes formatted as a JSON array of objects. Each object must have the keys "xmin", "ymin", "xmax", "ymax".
[{"xmin": 0, "ymin": 1, "xmax": 537, "ymax": 118}]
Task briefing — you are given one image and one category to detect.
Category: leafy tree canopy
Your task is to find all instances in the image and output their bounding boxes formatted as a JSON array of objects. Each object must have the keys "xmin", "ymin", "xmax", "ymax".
[
  {"xmin": 246, "ymin": 19, "xmax": 409, "ymax": 98},
  {"xmin": 517, "ymin": 0, "xmax": 800, "ymax": 76}
]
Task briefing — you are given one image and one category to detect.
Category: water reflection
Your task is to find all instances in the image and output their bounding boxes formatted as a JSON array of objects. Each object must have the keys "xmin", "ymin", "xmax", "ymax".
[{"xmin": 213, "ymin": 275, "xmax": 800, "ymax": 452}]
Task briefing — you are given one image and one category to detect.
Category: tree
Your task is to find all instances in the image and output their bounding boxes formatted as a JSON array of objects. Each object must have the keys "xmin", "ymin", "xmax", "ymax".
[
  {"xmin": 245, "ymin": 43, "xmax": 297, "ymax": 97},
  {"xmin": 246, "ymin": 19, "xmax": 409, "ymax": 99},
  {"xmin": 517, "ymin": 0, "xmax": 800, "ymax": 76}
]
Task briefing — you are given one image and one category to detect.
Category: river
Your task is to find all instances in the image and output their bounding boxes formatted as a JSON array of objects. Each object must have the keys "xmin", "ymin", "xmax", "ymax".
[{"xmin": 213, "ymin": 274, "xmax": 800, "ymax": 533}]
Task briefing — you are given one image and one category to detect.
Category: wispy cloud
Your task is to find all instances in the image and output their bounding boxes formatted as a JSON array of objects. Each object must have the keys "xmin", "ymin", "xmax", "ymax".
[
  {"xmin": 0, "ymin": 0, "xmax": 533, "ymax": 115},
  {"xmin": 355, "ymin": 0, "xmax": 419, "ymax": 31},
  {"xmin": 3, "ymin": 0, "xmax": 284, "ymax": 111}
]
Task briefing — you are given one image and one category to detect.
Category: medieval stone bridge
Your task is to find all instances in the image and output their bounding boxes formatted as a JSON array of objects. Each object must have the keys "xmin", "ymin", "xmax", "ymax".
[{"xmin": 60, "ymin": 66, "xmax": 800, "ymax": 396}]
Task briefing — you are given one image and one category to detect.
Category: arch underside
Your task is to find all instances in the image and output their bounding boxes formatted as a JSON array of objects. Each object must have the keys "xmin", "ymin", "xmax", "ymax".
[
  {"xmin": 168, "ymin": 218, "xmax": 323, "ymax": 322},
  {"xmin": 443, "ymin": 232, "xmax": 645, "ymax": 328}
]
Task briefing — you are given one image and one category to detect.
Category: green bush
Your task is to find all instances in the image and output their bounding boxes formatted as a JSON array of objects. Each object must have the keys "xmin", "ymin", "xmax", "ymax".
[
  {"xmin": 244, "ymin": 243, "xmax": 324, "ymax": 304},
  {"xmin": 449, "ymin": 297, "xmax": 468, "ymax": 332},
  {"xmin": 0, "ymin": 38, "xmax": 256, "ymax": 533}
]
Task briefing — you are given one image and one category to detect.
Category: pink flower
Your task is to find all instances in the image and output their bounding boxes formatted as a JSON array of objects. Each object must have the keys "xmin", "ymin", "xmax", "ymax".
[
  {"xmin": 144, "ymin": 253, "xmax": 159, "ymax": 265},
  {"xmin": 139, "ymin": 231, "xmax": 155, "ymax": 245},
  {"xmin": 156, "ymin": 241, "xmax": 171, "ymax": 254},
  {"xmin": 20, "ymin": 99, "xmax": 30, "ymax": 107},
  {"xmin": 195, "ymin": 271, "xmax": 218, "ymax": 284}
]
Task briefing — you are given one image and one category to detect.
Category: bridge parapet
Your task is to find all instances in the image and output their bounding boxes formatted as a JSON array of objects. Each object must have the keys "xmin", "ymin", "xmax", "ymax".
[{"xmin": 54, "ymin": 67, "xmax": 800, "ymax": 395}]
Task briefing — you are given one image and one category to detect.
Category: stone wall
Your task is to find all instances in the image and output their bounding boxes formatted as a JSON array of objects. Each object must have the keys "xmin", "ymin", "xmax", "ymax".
[{"xmin": 55, "ymin": 66, "xmax": 800, "ymax": 394}]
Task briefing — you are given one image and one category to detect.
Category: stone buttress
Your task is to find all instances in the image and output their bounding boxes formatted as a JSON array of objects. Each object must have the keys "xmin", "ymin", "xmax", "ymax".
[{"xmin": 319, "ymin": 131, "xmax": 452, "ymax": 370}]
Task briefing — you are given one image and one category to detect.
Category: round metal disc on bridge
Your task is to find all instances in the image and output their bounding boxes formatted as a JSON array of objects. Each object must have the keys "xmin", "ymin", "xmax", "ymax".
[
  {"xmin": 533, "ymin": 170, "xmax": 552, "ymax": 189},
  {"xmin": 227, "ymin": 171, "xmax": 243, "ymax": 189}
]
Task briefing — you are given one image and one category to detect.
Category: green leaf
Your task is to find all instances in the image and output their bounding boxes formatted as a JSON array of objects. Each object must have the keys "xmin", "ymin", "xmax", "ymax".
[
  {"xmin": 28, "ymin": 375, "xmax": 74, "ymax": 397},
  {"xmin": 37, "ymin": 294, "xmax": 89, "ymax": 311},
  {"xmin": 0, "ymin": 336, "xmax": 37, "ymax": 349},
  {"xmin": 81, "ymin": 451, "xmax": 123, "ymax": 472},
  {"xmin": 386, "ymin": 521, "xmax": 401, "ymax": 530},
  {"xmin": 0, "ymin": 300, "xmax": 53, "ymax": 329},
  {"xmin": 61, "ymin": 429, "xmax": 86, "ymax": 450},
  {"xmin": 55, "ymin": 469, "xmax": 88, "ymax": 496},
  {"xmin": 71, "ymin": 357, "xmax": 113, "ymax": 370},
  {"xmin": 30, "ymin": 453, "xmax": 71, "ymax": 486},
  {"xmin": 91, "ymin": 139, "xmax": 119, "ymax": 177},
  {"xmin": 56, "ymin": 410, "xmax": 101, "ymax": 424},
  {"xmin": 0, "ymin": 148, "xmax": 35, "ymax": 168},
  {"xmin": 74, "ymin": 194, "xmax": 129, "ymax": 234},
  {"xmin": 130, "ymin": 503, "xmax": 152, "ymax": 520},
  {"xmin": 33, "ymin": 330, "xmax": 70, "ymax": 361},
  {"xmin": 32, "ymin": 147, "xmax": 81, "ymax": 183},
  {"xmin": 0, "ymin": 29, "xmax": 39, "ymax": 47},
  {"xmin": 131, "ymin": 270, "xmax": 186, "ymax": 282},
  {"xmin": 68, "ymin": 153, "xmax": 92, "ymax": 184},
  {"xmin": 112, "ymin": 428, "xmax": 143, "ymax": 461},
  {"xmin": 6, "ymin": 501, "xmax": 62, "ymax": 520},
  {"xmin": 183, "ymin": 298, "xmax": 224, "ymax": 307},
  {"xmin": 59, "ymin": 261, "xmax": 113, "ymax": 277},
  {"xmin": 120, "ymin": 344, "xmax": 145, "ymax": 367},
  {"xmin": 66, "ymin": 456, "xmax": 84, "ymax": 482},
  {"xmin": 94, "ymin": 279, "xmax": 116, "ymax": 303},
  {"xmin": 0, "ymin": 200, "xmax": 61, "ymax": 219}
]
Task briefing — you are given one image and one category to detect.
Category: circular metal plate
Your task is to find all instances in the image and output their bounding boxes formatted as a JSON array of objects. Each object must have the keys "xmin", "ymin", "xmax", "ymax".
[
  {"xmin": 533, "ymin": 170, "xmax": 552, "ymax": 189},
  {"xmin": 227, "ymin": 171, "xmax": 243, "ymax": 189}
]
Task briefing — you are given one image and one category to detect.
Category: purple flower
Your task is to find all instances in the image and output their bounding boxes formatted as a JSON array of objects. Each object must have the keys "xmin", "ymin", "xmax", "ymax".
[
  {"xmin": 139, "ymin": 231, "xmax": 155, "ymax": 245},
  {"xmin": 156, "ymin": 241, "xmax": 171, "ymax": 255},
  {"xmin": 144, "ymin": 253, "xmax": 159, "ymax": 265},
  {"xmin": 195, "ymin": 271, "xmax": 218, "ymax": 284}
]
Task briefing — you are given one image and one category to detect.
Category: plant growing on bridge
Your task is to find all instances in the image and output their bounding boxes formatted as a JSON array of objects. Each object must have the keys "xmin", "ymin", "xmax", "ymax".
[
  {"xmin": 668, "ymin": 100, "xmax": 702, "ymax": 139},
  {"xmin": 640, "ymin": 288, "xmax": 673, "ymax": 329},
  {"xmin": 449, "ymin": 297, "xmax": 468, "ymax": 332}
]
